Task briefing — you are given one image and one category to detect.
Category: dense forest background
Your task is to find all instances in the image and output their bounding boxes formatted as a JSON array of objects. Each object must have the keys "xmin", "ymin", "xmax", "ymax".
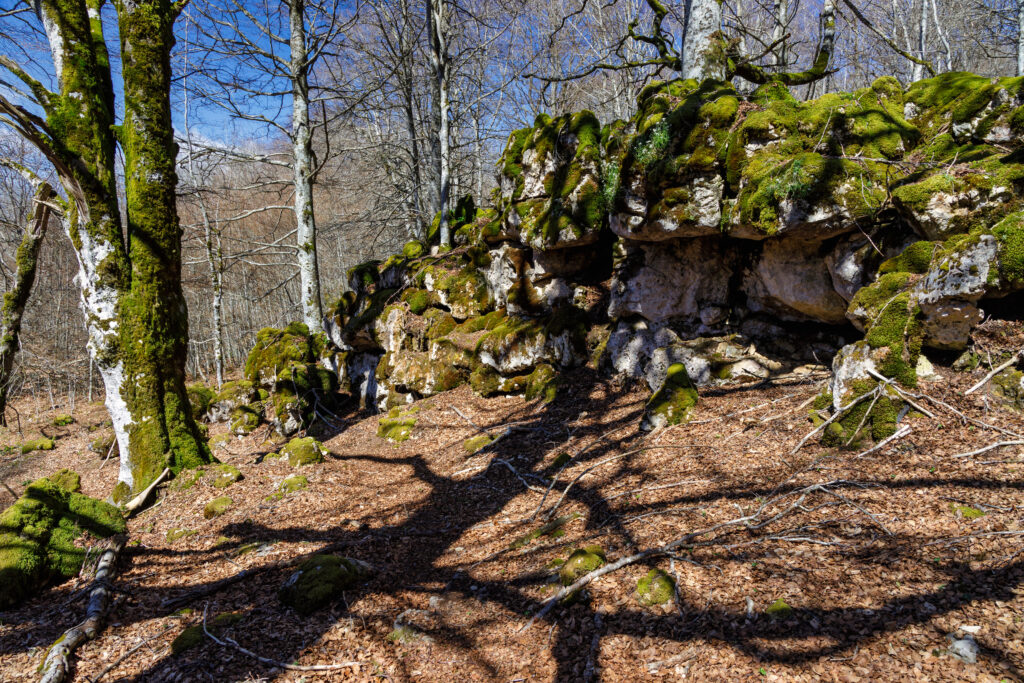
[{"xmin": 2, "ymin": 0, "xmax": 1022, "ymax": 404}]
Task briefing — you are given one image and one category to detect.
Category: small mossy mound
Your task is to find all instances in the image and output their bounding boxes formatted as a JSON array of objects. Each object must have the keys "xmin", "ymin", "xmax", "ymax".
[
  {"xmin": 0, "ymin": 472, "xmax": 125, "ymax": 608},
  {"xmin": 377, "ymin": 406, "xmax": 419, "ymax": 443},
  {"xmin": 822, "ymin": 380, "xmax": 902, "ymax": 448},
  {"xmin": 209, "ymin": 433, "xmax": 233, "ymax": 451},
  {"xmin": 559, "ymin": 545, "xmax": 606, "ymax": 586},
  {"xmin": 463, "ymin": 434, "xmax": 493, "ymax": 455},
  {"xmin": 171, "ymin": 467, "xmax": 206, "ymax": 491},
  {"xmin": 642, "ymin": 363, "xmax": 698, "ymax": 430},
  {"xmin": 765, "ymin": 598, "xmax": 793, "ymax": 619},
  {"xmin": 166, "ymin": 528, "xmax": 197, "ymax": 543},
  {"xmin": 21, "ymin": 438, "xmax": 55, "ymax": 454},
  {"xmin": 187, "ymin": 384, "xmax": 216, "ymax": 421},
  {"xmin": 171, "ymin": 612, "xmax": 244, "ymax": 654},
  {"xmin": 951, "ymin": 504, "xmax": 985, "ymax": 520},
  {"xmin": 279, "ymin": 554, "xmax": 371, "ymax": 615},
  {"xmin": 52, "ymin": 414, "xmax": 74, "ymax": 427},
  {"xmin": 229, "ymin": 405, "xmax": 261, "ymax": 435},
  {"xmin": 991, "ymin": 368, "xmax": 1024, "ymax": 410},
  {"xmin": 509, "ymin": 514, "xmax": 574, "ymax": 550},
  {"xmin": 203, "ymin": 496, "xmax": 233, "ymax": 519},
  {"xmin": 88, "ymin": 432, "xmax": 117, "ymax": 457},
  {"xmin": 267, "ymin": 474, "xmax": 309, "ymax": 501},
  {"xmin": 636, "ymin": 569, "xmax": 675, "ymax": 606},
  {"xmin": 279, "ymin": 437, "xmax": 327, "ymax": 467},
  {"xmin": 211, "ymin": 464, "xmax": 242, "ymax": 489}
]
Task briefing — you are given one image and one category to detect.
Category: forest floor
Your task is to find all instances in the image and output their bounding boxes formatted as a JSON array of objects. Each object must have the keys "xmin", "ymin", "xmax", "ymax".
[{"xmin": 1, "ymin": 324, "xmax": 1023, "ymax": 682}]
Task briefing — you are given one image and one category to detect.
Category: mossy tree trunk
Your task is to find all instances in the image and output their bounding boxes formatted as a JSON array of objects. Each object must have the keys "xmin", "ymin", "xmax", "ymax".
[
  {"xmin": 12, "ymin": 0, "xmax": 135, "ymax": 482},
  {"xmin": 115, "ymin": 0, "xmax": 213, "ymax": 494},
  {"xmin": 0, "ymin": 174, "xmax": 53, "ymax": 424},
  {"xmin": 288, "ymin": 0, "xmax": 324, "ymax": 334}
]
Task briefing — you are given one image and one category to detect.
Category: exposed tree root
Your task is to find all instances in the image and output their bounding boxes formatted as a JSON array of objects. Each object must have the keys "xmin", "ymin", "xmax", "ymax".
[
  {"xmin": 39, "ymin": 535, "xmax": 126, "ymax": 683},
  {"xmin": 964, "ymin": 349, "xmax": 1023, "ymax": 395}
]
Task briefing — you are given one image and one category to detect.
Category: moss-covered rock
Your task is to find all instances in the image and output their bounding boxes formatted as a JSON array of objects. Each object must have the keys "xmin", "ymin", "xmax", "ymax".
[
  {"xmin": 279, "ymin": 554, "xmax": 371, "ymax": 615},
  {"xmin": 377, "ymin": 406, "xmax": 419, "ymax": 443},
  {"xmin": 642, "ymin": 363, "xmax": 698, "ymax": 430},
  {"xmin": 279, "ymin": 437, "xmax": 327, "ymax": 467},
  {"xmin": 209, "ymin": 433, "xmax": 233, "ymax": 451},
  {"xmin": 211, "ymin": 464, "xmax": 242, "ymax": 489},
  {"xmin": 0, "ymin": 473, "xmax": 125, "ymax": 608},
  {"xmin": 229, "ymin": 405, "xmax": 261, "ymax": 436},
  {"xmin": 991, "ymin": 367, "xmax": 1024, "ymax": 410},
  {"xmin": 765, "ymin": 597, "xmax": 793, "ymax": 619},
  {"xmin": 166, "ymin": 528, "xmax": 197, "ymax": 543},
  {"xmin": 266, "ymin": 474, "xmax": 309, "ymax": 501},
  {"xmin": 463, "ymin": 434, "xmax": 493, "ymax": 455},
  {"xmin": 559, "ymin": 545, "xmax": 606, "ymax": 585},
  {"xmin": 52, "ymin": 414, "xmax": 74, "ymax": 427},
  {"xmin": 89, "ymin": 432, "xmax": 118, "ymax": 457},
  {"xmin": 171, "ymin": 467, "xmax": 206, "ymax": 491},
  {"xmin": 203, "ymin": 496, "xmax": 233, "ymax": 519},
  {"xmin": 21, "ymin": 438, "xmax": 55, "ymax": 454},
  {"xmin": 636, "ymin": 568, "xmax": 675, "ymax": 606},
  {"xmin": 187, "ymin": 383, "xmax": 216, "ymax": 421},
  {"xmin": 171, "ymin": 612, "xmax": 244, "ymax": 654}
]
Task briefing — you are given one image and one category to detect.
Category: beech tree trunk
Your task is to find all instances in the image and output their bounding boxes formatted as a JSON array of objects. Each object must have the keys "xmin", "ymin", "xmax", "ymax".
[
  {"xmin": 115, "ymin": 0, "xmax": 213, "ymax": 495},
  {"xmin": 0, "ymin": 178, "xmax": 52, "ymax": 424},
  {"xmin": 289, "ymin": 0, "xmax": 324, "ymax": 333},
  {"xmin": 912, "ymin": 0, "xmax": 928, "ymax": 81},
  {"xmin": 427, "ymin": 0, "xmax": 452, "ymax": 248},
  {"xmin": 1018, "ymin": 0, "xmax": 1024, "ymax": 76},
  {"xmin": 683, "ymin": 0, "xmax": 724, "ymax": 81}
]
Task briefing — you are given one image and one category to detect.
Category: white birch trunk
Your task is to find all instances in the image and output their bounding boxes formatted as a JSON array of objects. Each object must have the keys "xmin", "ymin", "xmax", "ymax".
[
  {"xmin": 772, "ymin": 0, "xmax": 788, "ymax": 68},
  {"xmin": 1018, "ymin": 0, "xmax": 1024, "ymax": 76},
  {"xmin": 290, "ymin": 0, "xmax": 323, "ymax": 333},
  {"xmin": 682, "ymin": 0, "xmax": 724, "ymax": 81}
]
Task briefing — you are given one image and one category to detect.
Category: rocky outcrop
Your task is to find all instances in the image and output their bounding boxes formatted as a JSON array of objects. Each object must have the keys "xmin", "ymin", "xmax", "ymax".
[{"xmin": 304, "ymin": 72, "xmax": 1024, "ymax": 436}]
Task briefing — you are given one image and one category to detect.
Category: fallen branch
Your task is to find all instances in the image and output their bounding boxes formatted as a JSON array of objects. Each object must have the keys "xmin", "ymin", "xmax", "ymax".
[
  {"xmin": 965, "ymin": 349, "xmax": 1022, "ymax": 395},
  {"xmin": 89, "ymin": 625, "xmax": 170, "ymax": 683},
  {"xmin": 950, "ymin": 440, "xmax": 1024, "ymax": 459},
  {"xmin": 202, "ymin": 605, "xmax": 364, "ymax": 671},
  {"xmin": 791, "ymin": 388, "xmax": 882, "ymax": 454},
  {"xmin": 854, "ymin": 425, "xmax": 911, "ymax": 459},
  {"xmin": 39, "ymin": 535, "xmax": 127, "ymax": 683},
  {"xmin": 124, "ymin": 467, "xmax": 170, "ymax": 515}
]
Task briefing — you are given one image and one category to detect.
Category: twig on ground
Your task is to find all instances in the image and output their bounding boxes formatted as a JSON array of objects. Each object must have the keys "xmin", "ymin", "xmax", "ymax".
[
  {"xmin": 605, "ymin": 479, "xmax": 708, "ymax": 502},
  {"xmin": 950, "ymin": 440, "xmax": 1024, "ymax": 459},
  {"xmin": 89, "ymin": 626, "xmax": 170, "ymax": 683},
  {"xmin": 965, "ymin": 349, "xmax": 1022, "ymax": 395},
  {"xmin": 202, "ymin": 605, "xmax": 364, "ymax": 671},
  {"xmin": 39, "ymin": 535, "xmax": 126, "ymax": 683},
  {"xmin": 791, "ymin": 389, "xmax": 881, "ymax": 454},
  {"xmin": 854, "ymin": 425, "xmax": 911, "ymax": 458}
]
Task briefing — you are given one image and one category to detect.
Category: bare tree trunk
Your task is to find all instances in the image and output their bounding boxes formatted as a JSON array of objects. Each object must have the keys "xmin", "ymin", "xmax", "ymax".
[
  {"xmin": 290, "ymin": 0, "xmax": 324, "ymax": 333},
  {"xmin": 1018, "ymin": 0, "xmax": 1024, "ymax": 76},
  {"xmin": 772, "ymin": 0, "xmax": 788, "ymax": 68},
  {"xmin": 683, "ymin": 0, "xmax": 724, "ymax": 81},
  {"xmin": 116, "ymin": 0, "xmax": 213, "ymax": 494},
  {"xmin": 912, "ymin": 0, "xmax": 928, "ymax": 81},
  {"xmin": 427, "ymin": 0, "xmax": 452, "ymax": 248},
  {"xmin": 929, "ymin": 0, "xmax": 951, "ymax": 73},
  {"xmin": 0, "ymin": 178, "xmax": 52, "ymax": 424}
]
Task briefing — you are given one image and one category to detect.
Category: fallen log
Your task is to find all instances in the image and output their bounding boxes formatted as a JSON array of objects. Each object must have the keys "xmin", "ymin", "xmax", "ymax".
[{"xmin": 39, "ymin": 534, "xmax": 127, "ymax": 683}]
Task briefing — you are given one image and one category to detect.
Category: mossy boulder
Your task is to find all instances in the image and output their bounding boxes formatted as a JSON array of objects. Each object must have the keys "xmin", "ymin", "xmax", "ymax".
[
  {"xmin": 187, "ymin": 384, "xmax": 216, "ymax": 421},
  {"xmin": 203, "ymin": 496, "xmax": 233, "ymax": 519},
  {"xmin": 642, "ymin": 363, "xmax": 698, "ymax": 430},
  {"xmin": 279, "ymin": 437, "xmax": 327, "ymax": 467},
  {"xmin": 636, "ymin": 568, "xmax": 675, "ymax": 606},
  {"xmin": 245, "ymin": 322, "xmax": 316, "ymax": 385},
  {"xmin": 279, "ymin": 554, "xmax": 371, "ymax": 615},
  {"xmin": 0, "ymin": 472, "xmax": 125, "ymax": 608},
  {"xmin": 271, "ymin": 363, "xmax": 340, "ymax": 436},
  {"xmin": 207, "ymin": 380, "xmax": 260, "ymax": 422},
  {"xmin": 229, "ymin": 405, "xmax": 261, "ymax": 436},
  {"xmin": 463, "ymin": 434, "xmax": 493, "ymax": 455},
  {"xmin": 267, "ymin": 474, "xmax": 309, "ymax": 501},
  {"xmin": 171, "ymin": 612, "xmax": 244, "ymax": 654},
  {"xmin": 211, "ymin": 464, "xmax": 242, "ymax": 489},
  {"xmin": 377, "ymin": 406, "xmax": 419, "ymax": 443},
  {"xmin": 765, "ymin": 598, "xmax": 793, "ymax": 619},
  {"xmin": 88, "ymin": 432, "xmax": 118, "ymax": 457},
  {"xmin": 559, "ymin": 545, "xmax": 606, "ymax": 585},
  {"xmin": 991, "ymin": 367, "xmax": 1024, "ymax": 410},
  {"xmin": 52, "ymin": 414, "xmax": 74, "ymax": 427},
  {"xmin": 21, "ymin": 438, "xmax": 55, "ymax": 454}
]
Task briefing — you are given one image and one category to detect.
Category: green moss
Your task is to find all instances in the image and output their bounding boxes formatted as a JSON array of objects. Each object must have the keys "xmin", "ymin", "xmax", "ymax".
[
  {"xmin": 991, "ymin": 212, "xmax": 1024, "ymax": 283},
  {"xmin": 377, "ymin": 406, "xmax": 419, "ymax": 443},
  {"xmin": 203, "ymin": 496, "xmax": 232, "ymax": 519},
  {"xmin": 166, "ymin": 528, "xmax": 196, "ymax": 543},
  {"xmin": 0, "ymin": 476, "xmax": 125, "ymax": 608},
  {"xmin": 559, "ymin": 545, "xmax": 606, "ymax": 586},
  {"xmin": 244, "ymin": 324, "xmax": 314, "ymax": 385},
  {"xmin": 211, "ymin": 464, "xmax": 242, "ymax": 489},
  {"xmin": 636, "ymin": 569, "xmax": 675, "ymax": 606},
  {"xmin": 51, "ymin": 414, "xmax": 74, "ymax": 427},
  {"xmin": 171, "ymin": 612, "xmax": 244, "ymax": 654},
  {"xmin": 279, "ymin": 437, "xmax": 327, "ymax": 467},
  {"xmin": 21, "ymin": 438, "xmax": 55, "ymax": 454},
  {"xmin": 89, "ymin": 432, "xmax": 117, "ymax": 456},
  {"xmin": 643, "ymin": 364, "xmax": 698, "ymax": 429},
  {"xmin": 463, "ymin": 434, "xmax": 493, "ymax": 455},
  {"xmin": 209, "ymin": 433, "xmax": 232, "ymax": 451},
  {"xmin": 509, "ymin": 515, "xmax": 575, "ymax": 550},
  {"xmin": 403, "ymin": 240, "xmax": 426, "ymax": 259},
  {"xmin": 402, "ymin": 288, "xmax": 433, "ymax": 315},
  {"xmin": 270, "ymin": 474, "xmax": 309, "ymax": 500},
  {"xmin": 765, "ymin": 598, "xmax": 793, "ymax": 619},
  {"xmin": 950, "ymin": 504, "xmax": 985, "ymax": 520},
  {"xmin": 47, "ymin": 469, "xmax": 81, "ymax": 493},
  {"xmin": 229, "ymin": 405, "xmax": 261, "ymax": 435},
  {"xmin": 879, "ymin": 241, "xmax": 937, "ymax": 275},
  {"xmin": 187, "ymin": 384, "xmax": 216, "ymax": 420},
  {"xmin": 524, "ymin": 363, "xmax": 559, "ymax": 403},
  {"xmin": 279, "ymin": 554, "xmax": 370, "ymax": 615},
  {"xmin": 171, "ymin": 467, "xmax": 205, "ymax": 491}
]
